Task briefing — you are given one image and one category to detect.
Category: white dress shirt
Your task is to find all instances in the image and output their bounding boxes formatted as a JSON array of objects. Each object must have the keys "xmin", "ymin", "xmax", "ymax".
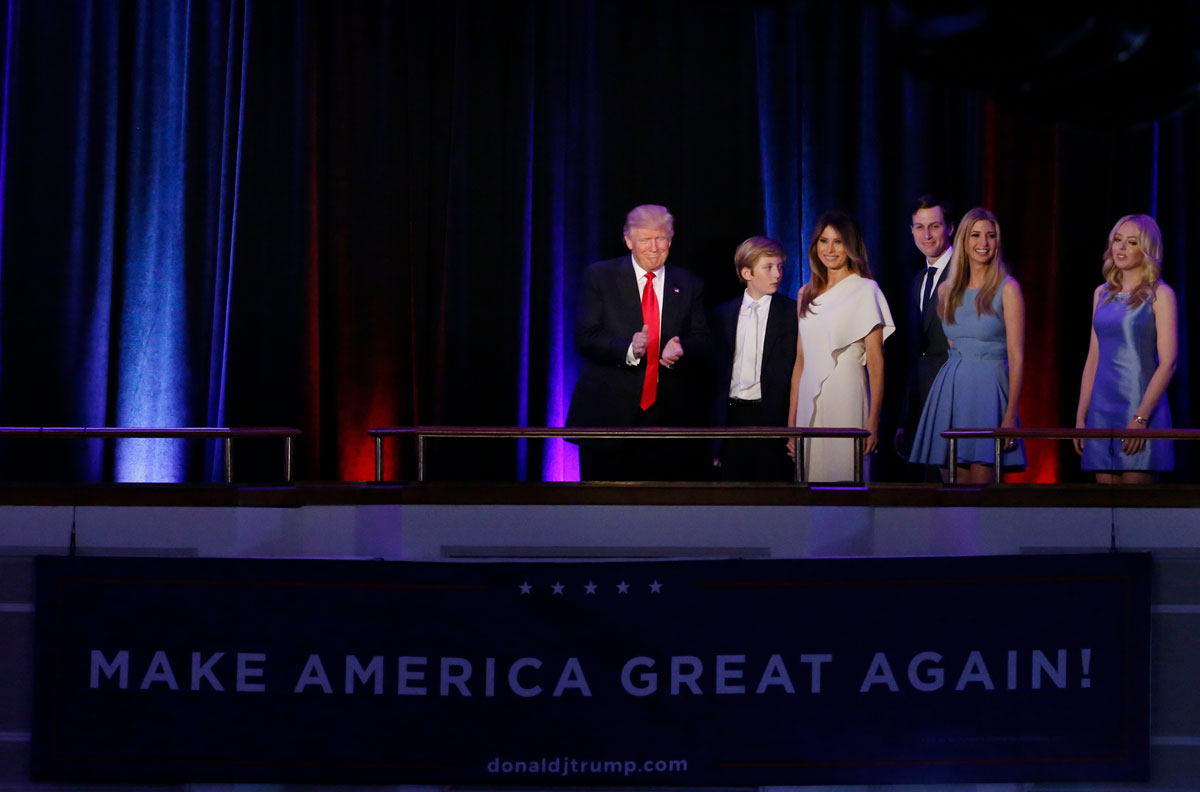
[
  {"xmin": 729, "ymin": 291, "xmax": 771, "ymax": 400},
  {"xmin": 625, "ymin": 257, "xmax": 666, "ymax": 366}
]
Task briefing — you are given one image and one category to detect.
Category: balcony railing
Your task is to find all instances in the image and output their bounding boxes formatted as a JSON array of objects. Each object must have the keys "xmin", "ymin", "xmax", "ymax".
[
  {"xmin": 0, "ymin": 427, "xmax": 300, "ymax": 483},
  {"xmin": 368, "ymin": 426, "xmax": 870, "ymax": 484},
  {"xmin": 943, "ymin": 428, "xmax": 1200, "ymax": 483}
]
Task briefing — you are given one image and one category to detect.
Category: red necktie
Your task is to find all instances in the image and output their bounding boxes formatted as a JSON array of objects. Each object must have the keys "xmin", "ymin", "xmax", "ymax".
[{"xmin": 640, "ymin": 271, "xmax": 660, "ymax": 410}]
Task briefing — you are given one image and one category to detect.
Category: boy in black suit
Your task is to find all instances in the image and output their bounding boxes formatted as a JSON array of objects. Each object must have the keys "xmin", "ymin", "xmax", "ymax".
[{"xmin": 711, "ymin": 236, "xmax": 798, "ymax": 481}]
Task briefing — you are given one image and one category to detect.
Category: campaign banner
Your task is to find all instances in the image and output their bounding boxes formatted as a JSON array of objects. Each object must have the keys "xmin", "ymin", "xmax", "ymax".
[{"xmin": 33, "ymin": 552, "xmax": 1149, "ymax": 785}]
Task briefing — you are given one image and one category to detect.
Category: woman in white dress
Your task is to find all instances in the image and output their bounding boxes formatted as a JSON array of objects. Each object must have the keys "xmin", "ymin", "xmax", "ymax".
[{"xmin": 788, "ymin": 211, "xmax": 895, "ymax": 482}]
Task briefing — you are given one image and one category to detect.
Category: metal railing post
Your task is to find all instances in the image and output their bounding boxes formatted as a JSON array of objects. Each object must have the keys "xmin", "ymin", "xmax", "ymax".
[
  {"xmin": 285, "ymin": 437, "xmax": 294, "ymax": 483},
  {"xmin": 994, "ymin": 437, "xmax": 1003, "ymax": 483},
  {"xmin": 796, "ymin": 435, "xmax": 806, "ymax": 484},
  {"xmin": 374, "ymin": 436, "xmax": 384, "ymax": 482},
  {"xmin": 223, "ymin": 437, "xmax": 233, "ymax": 483},
  {"xmin": 417, "ymin": 436, "xmax": 427, "ymax": 483},
  {"xmin": 948, "ymin": 437, "xmax": 958, "ymax": 484},
  {"xmin": 853, "ymin": 437, "xmax": 863, "ymax": 485}
]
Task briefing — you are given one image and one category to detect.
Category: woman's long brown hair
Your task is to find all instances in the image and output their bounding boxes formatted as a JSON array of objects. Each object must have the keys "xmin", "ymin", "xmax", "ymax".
[{"xmin": 799, "ymin": 211, "xmax": 873, "ymax": 317}]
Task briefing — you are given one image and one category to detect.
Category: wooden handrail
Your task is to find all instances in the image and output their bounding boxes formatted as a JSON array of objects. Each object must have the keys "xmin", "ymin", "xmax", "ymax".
[
  {"xmin": 941, "ymin": 427, "xmax": 1200, "ymax": 483},
  {"xmin": 0, "ymin": 427, "xmax": 301, "ymax": 483},
  {"xmin": 368, "ymin": 426, "xmax": 871, "ymax": 484}
]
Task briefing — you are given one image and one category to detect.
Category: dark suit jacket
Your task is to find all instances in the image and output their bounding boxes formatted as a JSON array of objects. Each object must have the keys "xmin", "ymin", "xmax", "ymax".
[
  {"xmin": 710, "ymin": 292, "xmax": 798, "ymax": 455},
  {"xmin": 566, "ymin": 256, "xmax": 710, "ymax": 429},
  {"xmin": 901, "ymin": 262, "xmax": 951, "ymax": 440}
]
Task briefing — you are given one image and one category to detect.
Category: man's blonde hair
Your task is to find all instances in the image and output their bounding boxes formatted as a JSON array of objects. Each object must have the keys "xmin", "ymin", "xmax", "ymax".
[
  {"xmin": 624, "ymin": 204, "xmax": 674, "ymax": 237},
  {"xmin": 733, "ymin": 236, "xmax": 785, "ymax": 284}
]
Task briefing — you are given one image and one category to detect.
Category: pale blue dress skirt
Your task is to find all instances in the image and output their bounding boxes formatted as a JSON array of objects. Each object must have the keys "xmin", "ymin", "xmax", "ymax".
[{"xmin": 908, "ymin": 287, "xmax": 1026, "ymax": 469}]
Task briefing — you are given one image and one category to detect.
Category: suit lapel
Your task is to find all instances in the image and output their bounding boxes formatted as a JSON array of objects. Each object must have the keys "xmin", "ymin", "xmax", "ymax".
[
  {"xmin": 936, "ymin": 265, "xmax": 950, "ymax": 295},
  {"xmin": 660, "ymin": 270, "xmax": 682, "ymax": 342},
  {"xmin": 762, "ymin": 296, "xmax": 786, "ymax": 361},
  {"xmin": 920, "ymin": 266, "xmax": 949, "ymax": 331}
]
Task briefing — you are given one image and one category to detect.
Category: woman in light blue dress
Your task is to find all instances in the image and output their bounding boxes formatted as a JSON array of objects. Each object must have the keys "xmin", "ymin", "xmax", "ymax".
[
  {"xmin": 908, "ymin": 207, "xmax": 1026, "ymax": 483},
  {"xmin": 1074, "ymin": 214, "xmax": 1178, "ymax": 484}
]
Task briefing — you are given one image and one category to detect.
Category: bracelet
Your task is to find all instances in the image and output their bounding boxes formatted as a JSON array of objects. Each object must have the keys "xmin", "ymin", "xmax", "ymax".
[{"xmin": 1134, "ymin": 415, "xmax": 1149, "ymax": 425}]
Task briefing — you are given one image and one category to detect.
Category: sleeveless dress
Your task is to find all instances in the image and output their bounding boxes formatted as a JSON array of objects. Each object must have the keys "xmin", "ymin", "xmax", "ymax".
[
  {"xmin": 1081, "ymin": 291, "xmax": 1173, "ymax": 472},
  {"xmin": 795, "ymin": 274, "xmax": 894, "ymax": 482},
  {"xmin": 908, "ymin": 285, "xmax": 1026, "ymax": 469}
]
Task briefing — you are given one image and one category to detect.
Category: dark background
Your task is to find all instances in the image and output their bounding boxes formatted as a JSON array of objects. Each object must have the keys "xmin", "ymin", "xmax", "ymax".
[{"xmin": 0, "ymin": 0, "xmax": 1196, "ymax": 482}]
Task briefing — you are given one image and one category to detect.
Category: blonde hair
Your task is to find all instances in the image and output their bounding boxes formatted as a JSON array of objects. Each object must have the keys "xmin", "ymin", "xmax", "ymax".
[
  {"xmin": 940, "ymin": 207, "xmax": 1008, "ymax": 324},
  {"xmin": 733, "ymin": 236, "xmax": 786, "ymax": 284},
  {"xmin": 799, "ymin": 211, "xmax": 872, "ymax": 317},
  {"xmin": 1100, "ymin": 214, "xmax": 1162, "ymax": 308},
  {"xmin": 624, "ymin": 205, "xmax": 674, "ymax": 237}
]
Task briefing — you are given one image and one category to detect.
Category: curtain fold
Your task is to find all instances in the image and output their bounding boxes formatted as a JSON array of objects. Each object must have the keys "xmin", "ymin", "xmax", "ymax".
[
  {"xmin": 66, "ymin": 0, "xmax": 118, "ymax": 479},
  {"xmin": 197, "ymin": 0, "xmax": 249, "ymax": 479}
]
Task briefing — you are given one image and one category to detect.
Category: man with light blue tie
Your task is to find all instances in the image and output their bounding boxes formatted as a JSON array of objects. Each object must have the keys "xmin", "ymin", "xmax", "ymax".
[{"xmin": 711, "ymin": 236, "xmax": 797, "ymax": 481}]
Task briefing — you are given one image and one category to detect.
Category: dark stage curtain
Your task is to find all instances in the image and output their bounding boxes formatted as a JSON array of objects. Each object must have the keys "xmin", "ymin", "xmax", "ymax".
[{"xmin": 0, "ymin": 0, "xmax": 1195, "ymax": 482}]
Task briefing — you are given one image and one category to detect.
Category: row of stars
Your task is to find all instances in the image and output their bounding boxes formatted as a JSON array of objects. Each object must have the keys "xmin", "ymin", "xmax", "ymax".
[{"xmin": 518, "ymin": 579, "xmax": 663, "ymax": 595}]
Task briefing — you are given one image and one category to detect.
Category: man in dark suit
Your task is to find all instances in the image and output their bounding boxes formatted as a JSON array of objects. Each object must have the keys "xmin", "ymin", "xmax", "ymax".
[
  {"xmin": 566, "ymin": 204, "xmax": 710, "ymax": 481},
  {"xmin": 710, "ymin": 236, "xmax": 797, "ymax": 481},
  {"xmin": 896, "ymin": 194, "xmax": 954, "ymax": 479}
]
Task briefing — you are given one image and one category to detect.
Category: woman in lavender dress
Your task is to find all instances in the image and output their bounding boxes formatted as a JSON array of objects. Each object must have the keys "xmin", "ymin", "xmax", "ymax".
[{"xmin": 1074, "ymin": 214, "xmax": 1178, "ymax": 483}]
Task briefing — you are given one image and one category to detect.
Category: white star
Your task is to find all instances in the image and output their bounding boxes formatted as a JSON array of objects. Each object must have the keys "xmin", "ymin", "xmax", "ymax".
[
  {"xmin": 616, "ymin": 580, "xmax": 630, "ymax": 594},
  {"xmin": 649, "ymin": 580, "xmax": 663, "ymax": 593},
  {"xmin": 552, "ymin": 581, "xmax": 565, "ymax": 595},
  {"xmin": 519, "ymin": 581, "xmax": 532, "ymax": 594},
  {"xmin": 584, "ymin": 581, "xmax": 597, "ymax": 594}
]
